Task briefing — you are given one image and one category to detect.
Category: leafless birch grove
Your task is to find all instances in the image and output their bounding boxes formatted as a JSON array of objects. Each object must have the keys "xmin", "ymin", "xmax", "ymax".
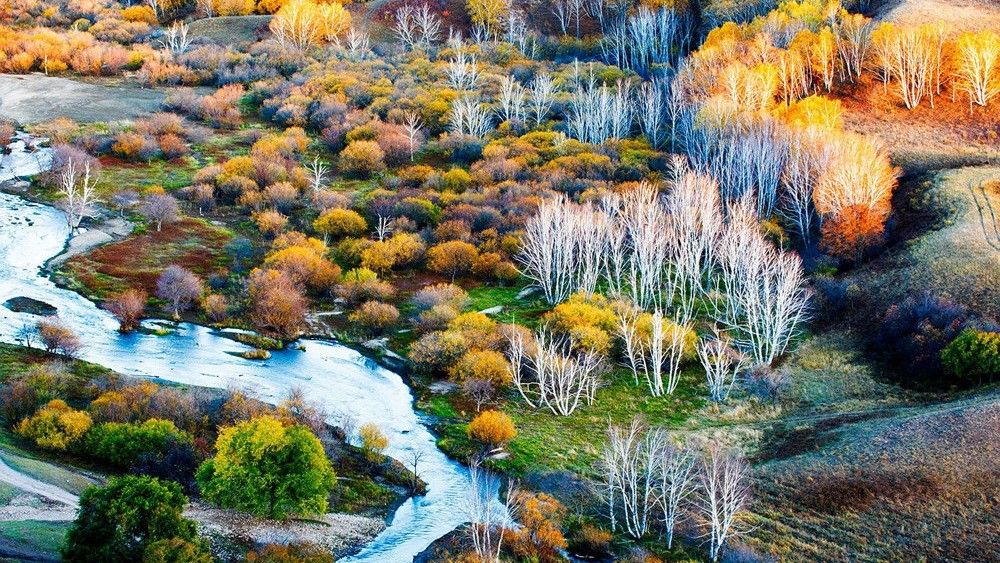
[
  {"xmin": 507, "ymin": 326, "xmax": 605, "ymax": 416},
  {"xmin": 600, "ymin": 421, "xmax": 749, "ymax": 558}
]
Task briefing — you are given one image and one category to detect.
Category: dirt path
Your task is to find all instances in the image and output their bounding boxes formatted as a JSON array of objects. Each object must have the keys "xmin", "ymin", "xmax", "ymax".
[
  {"xmin": 0, "ymin": 457, "xmax": 78, "ymax": 509},
  {"xmin": 45, "ymin": 216, "xmax": 133, "ymax": 271}
]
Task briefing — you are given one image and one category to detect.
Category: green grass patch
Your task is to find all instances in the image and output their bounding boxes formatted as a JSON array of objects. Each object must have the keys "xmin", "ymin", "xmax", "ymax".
[
  {"xmin": 465, "ymin": 283, "xmax": 548, "ymax": 327},
  {"xmin": 0, "ymin": 520, "xmax": 69, "ymax": 556},
  {"xmin": 498, "ymin": 367, "xmax": 705, "ymax": 476},
  {"xmin": 98, "ymin": 157, "xmax": 201, "ymax": 197},
  {"xmin": 0, "ymin": 343, "xmax": 111, "ymax": 383},
  {"xmin": 0, "ymin": 446, "xmax": 97, "ymax": 496}
]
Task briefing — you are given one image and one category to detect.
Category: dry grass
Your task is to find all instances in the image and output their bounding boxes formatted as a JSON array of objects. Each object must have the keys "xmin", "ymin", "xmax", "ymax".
[
  {"xmin": 878, "ymin": 0, "xmax": 1000, "ymax": 33},
  {"xmin": 847, "ymin": 166, "xmax": 1000, "ymax": 319},
  {"xmin": 837, "ymin": 76, "xmax": 1000, "ymax": 174},
  {"xmin": 187, "ymin": 16, "xmax": 273, "ymax": 45},
  {"xmin": 748, "ymin": 390, "xmax": 1000, "ymax": 561}
]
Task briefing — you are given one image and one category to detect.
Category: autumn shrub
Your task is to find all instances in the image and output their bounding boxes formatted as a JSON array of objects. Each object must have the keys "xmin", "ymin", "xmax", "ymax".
[
  {"xmin": 467, "ymin": 410, "xmax": 516, "ymax": 447},
  {"xmin": 335, "ymin": 268, "xmax": 396, "ymax": 305},
  {"xmin": 254, "ymin": 210, "xmax": 289, "ymax": 236},
  {"xmin": 449, "ymin": 312, "xmax": 502, "ymax": 350},
  {"xmin": 121, "ymin": 5, "xmax": 157, "ymax": 23},
  {"xmin": 820, "ymin": 204, "xmax": 888, "ymax": 262},
  {"xmin": 411, "ymin": 283, "xmax": 469, "ymax": 312},
  {"xmin": 358, "ymin": 422, "xmax": 388, "ymax": 462},
  {"xmin": 113, "ymin": 132, "xmax": 158, "ymax": 161},
  {"xmin": 542, "ymin": 292, "xmax": 618, "ymax": 354},
  {"xmin": 104, "ymin": 288, "xmax": 147, "ymax": 332},
  {"xmin": 204, "ymin": 294, "xmax": 228, "ymax": 323},
  {"xmin": 37, "ymin": 317, "xmax": 82, "ymax": 357},
  {"xmin": 505, "ymin": 492, "xmax": 568, "ymax": 563},
  {"xmin": 158, "ymin": 134, "xmax": 189, "ymax": 159},
  {"xmin": 313, "ymin": 208, "xmax": 367, "ymax": 242},
  {"xmin": 408, "ymin": 330, "xmax": 468, "ymax": 374},
  {"xmin": 17, "ymin": 399, "xmax": 92, "ymax": 450},
  {"xmin": 941, "ymin": 328, "xmax": 1000, "ymax": 385},
  {"xmin": 248, "ymin": 268, "xmax": 307, "ymax": 339},
  {"xmin": 263, "ymin": 243, "xmax": 341, "ymax": 292},
  {"xmin": 426, "ymin": 240, "xmax": 479, "ymax": 280},
  {"xmin": 245, "ymin": 543, "xmax": 334, "ymax": 563},
  {"xmin": 570, "ymin": 523, "xmax": 613, "ymax": 558},
  {"xmin": 348, "ymin": 301, "xmax": 400, "ymax": 335},
  {"xmin": 340, "ymin": 140, "xmax": 386, "ymax": 178},
  {"xmin": 448, "ymin": 350, "xmax": 511, "ymax": 386}
]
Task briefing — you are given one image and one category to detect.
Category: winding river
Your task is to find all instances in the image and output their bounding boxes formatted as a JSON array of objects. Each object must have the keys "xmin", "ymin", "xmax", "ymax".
[{"xmin": 0, "ymin": 139, "xmax": 472, "ymax": 562}]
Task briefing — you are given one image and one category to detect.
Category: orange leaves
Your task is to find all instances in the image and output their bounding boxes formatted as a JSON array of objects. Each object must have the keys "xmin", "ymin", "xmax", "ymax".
[
  {"xmin": 467, "ymin": 410, "xmax": 516, "ymax": 447},
  {"xmin": 813, "ymin": 132, "xmax": 898, "ymax": 217},
  {"xmin": 269, "ymin": 0, "xmax": 352, "ymax": 51}
]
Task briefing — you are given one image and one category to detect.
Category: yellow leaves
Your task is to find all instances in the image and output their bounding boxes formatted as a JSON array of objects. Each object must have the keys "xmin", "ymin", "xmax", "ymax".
[
  {"xmin": 467, "ymin": 410, "xmax": 516, "ymax": 446},
  {"xmin": 955, "ymin": 30, "xmax": 1000, "ymax": 107},
  {"xmin": 466, "ymin": 0, "xmax": 509, "ymax": 32},
  {"xmin": 313, "ymin": 208, "xmax": 367, "ymax": 240},
  {"xmin": 775, "ymin": 94, "xmax": 842, "ymax": 132},
  {"xmin": 17, "ymin": 399, "xmax": 93, "ymax": 451},
  {"xmin": 449, "ymin": 349, "xmax": 512, "ymax": 386},
  {"xmin": 358, "ymin": 422, "xmax": 388, "ymax": 461},
  {"xmin": 813, "ymin": 132, "xmax": 898, "ymax": 217},
  {"xmin": 269, "ymin": 0, "xmax": 351, "ymax": 50}
]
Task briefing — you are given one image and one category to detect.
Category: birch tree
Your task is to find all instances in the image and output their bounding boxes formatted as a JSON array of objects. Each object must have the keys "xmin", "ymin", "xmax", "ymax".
[
  {"xmin": 449, "ymin": 97, "xmax": 494, "ymax": 138},
  {"xmin": 659, "ymin": 443, "xmax": 697, "ymax": 549},
  {"xmin": 599, "ymin": 419, "xmax": 663, "ymax": 538},
  {"xmin": 466, "ymin": 461, "xmax": 516, "ymax": 562},
  {"xmin": 714, "ymin": 198, "xmax": 810, "ymax": 366},
  {"xmin": 698, "ymin": 331, "xmax": 747, "ymax": 403},
  {"xmin": 528, "ymin": 72, "xmax": 556, "ymax": 126},
  {"xmin": 955, "ymin": 30, "xmax": 1000, "ymax": 107},
  {"xmin": 517, "ymin": 197, "xmax": 609, "ymax": 304},
  {"xmin": 507, "ymin": 328, "xmax": 605, "ymax": 416},
  {"xmin": 618, "ymin": 307, "xmax": 692, "ymax": 397},
  {"xmin": 698, "ymin": 443, "xmax": 752, "ymax": 562},
  {"xmin": 54, "ymin": 147, "xmax": 101, "ymax": 231}
]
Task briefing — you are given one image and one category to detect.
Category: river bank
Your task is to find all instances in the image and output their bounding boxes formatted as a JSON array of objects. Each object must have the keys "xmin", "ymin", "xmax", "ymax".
[{"xmin": 0, "ymin": 137, "xmax": 482, "ymax": 561}]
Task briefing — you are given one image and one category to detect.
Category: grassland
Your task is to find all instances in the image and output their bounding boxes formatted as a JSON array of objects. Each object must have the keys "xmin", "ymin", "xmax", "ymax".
[{"xmin": 59, "ymin": 217, "xmax": 233, "ymax": 302}]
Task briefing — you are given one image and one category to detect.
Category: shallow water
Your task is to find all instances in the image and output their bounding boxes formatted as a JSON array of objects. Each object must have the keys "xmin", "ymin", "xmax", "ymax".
[{"xmin": 0, "ymin": 140, "xmax": 474, "ymax": 562}]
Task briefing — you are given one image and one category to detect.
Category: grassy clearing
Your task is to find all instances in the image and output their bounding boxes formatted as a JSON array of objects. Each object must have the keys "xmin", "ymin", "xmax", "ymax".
[
  {"xmin": 429, "ymin": 367, "xmax": 706, "ymax": 478},
  {"xmin": 0, "ymin": 437, "xmax": 98, "ymax": 496},
  {"xmin": 464, "ymin": 283, "xmax": 549, "ymax": 327},
  {"xmin": 97, "ymin": 157, "xmax": 201, "ymax": 197},
  {"xmin": 0, "ymin": 344, "xmax": 111, "ymax": 383},
  {"xmin": 0, "ymin": 520, "xmax": 69, "ymax": 556},
  {"xmin": 60, "ymin": 217, "xmax": 233, "ymax": 301}
]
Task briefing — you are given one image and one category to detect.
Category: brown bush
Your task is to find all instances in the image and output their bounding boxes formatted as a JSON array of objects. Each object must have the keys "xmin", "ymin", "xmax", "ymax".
[{"xmin": 103, "ymin": 288, "xmax": 146, "ymax": 332}]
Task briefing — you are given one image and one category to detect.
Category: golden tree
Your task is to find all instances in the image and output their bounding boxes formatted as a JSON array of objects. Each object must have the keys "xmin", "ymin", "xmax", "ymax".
[{"xmin": 955, "ymin": 30, "xmax": 1000, "ymax": 107}]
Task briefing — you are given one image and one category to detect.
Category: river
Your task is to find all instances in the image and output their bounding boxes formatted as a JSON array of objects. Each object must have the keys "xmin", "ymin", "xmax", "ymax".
[{"xmin": 0, "ymin": 139, "xmax": 473, "ymax": 562}]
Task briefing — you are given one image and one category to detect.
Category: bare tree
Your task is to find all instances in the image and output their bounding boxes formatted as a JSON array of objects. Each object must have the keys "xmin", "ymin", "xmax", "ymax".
[
  {"xmin": 779, "ymin": 130, "xmax": 829, "ymax": 245},
  {"xmin": 466, "ymin": 461, "xmax": 516, "ymax": 562},
  {"xmin": 714, "ymin": 199, "xmax": 810, "ymax": 366},
  {"xmin": 141, "ymin": 193, "xmax": 179, "ymax": 232},
  {"xmin": 528, "ymin": 72, "xmax": 556, "ymax": 127},
  {"xmin": 637, "ymin": 80, "xmax": 665, "ymax": 148},
  {"xmin": 306, "ymin": 156, "xmax": 328, "ymax": 197},
  {"xmin": 53, "ymin": 145, "xmax": 101, "ymax": 231},
  {"xmin": 445, "ymin": 50, "xmax": 480, "ymax": 91},
  {"xmin": 401, "ymin": 111, "xmax": 424, "ymax": 161},
  {"xmin": 161, "ymin": 21, "xmax": 192, "ymax": 55},
  {"xmin": 156, "ymin": 265, "xmax": 203, "ymax": 320},
  {"xmin": 345, "ymin": 27, "xmax": 370, "ymax": 59},
  {"xmin": 517, "ymin": 197, "xmax": 609, "ymax": 304},
  {"xmin": 697, "ymin": 443, "xmax": 752, "ymax": 562},
  {"xmin": 507, "ymin": 327, "xmax": 605, "ymax": 416},
  {"xmin": 375, "ymin": 213, "xmax": 393, "ymax": 241},
  {"xmin": 449, "ymin": 96, "xmax": 494, "ymax": 138},
  {"xmin": 600, "ymin": 419, "xmax": 662, "ymax": 538},
  {"xmin": 497, "ymin": 75, "xmax": 527, "ymax": 125},
  {"xmin": 659, "ymin": 443, "xmax": 697, "ymax": 549},
  {"xmin": 698, "ymin": 331, "xmax": 747, "ymax": 403},
  {"xmin": 618, "ymin": 307, "xmax": 692, "ymax": 396}
]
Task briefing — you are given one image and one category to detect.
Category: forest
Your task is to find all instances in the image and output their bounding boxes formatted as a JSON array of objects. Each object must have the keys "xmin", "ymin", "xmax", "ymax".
[{"xmin": 0, "ymin": 0, "xmax": 998, "ymax": 560}]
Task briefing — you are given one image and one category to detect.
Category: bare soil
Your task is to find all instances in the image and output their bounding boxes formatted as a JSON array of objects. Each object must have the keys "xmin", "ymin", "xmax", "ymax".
[{"xmin": 0, "ymin": 74, "xmax": 166, "ymax": 125}]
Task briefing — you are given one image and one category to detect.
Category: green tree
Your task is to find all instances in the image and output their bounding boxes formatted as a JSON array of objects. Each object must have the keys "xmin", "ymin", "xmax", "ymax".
[
  {"xmin": 196, "ymin": 416, "xmax": 335, "ymax": 519},
  {"xmin": 142, "ymin": 538, "xmax": 213, "ymax": 563},
  {"xmin": 941, "ymin": 328, "xmax": 1000, "ymax": 384},
  {"xmin": 86, "ymin": 419, "xmax": 192, "ymax": 468},
  {"xmin": 63, "ymin": 476, "xmax": 197, "ymax": 563}
]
